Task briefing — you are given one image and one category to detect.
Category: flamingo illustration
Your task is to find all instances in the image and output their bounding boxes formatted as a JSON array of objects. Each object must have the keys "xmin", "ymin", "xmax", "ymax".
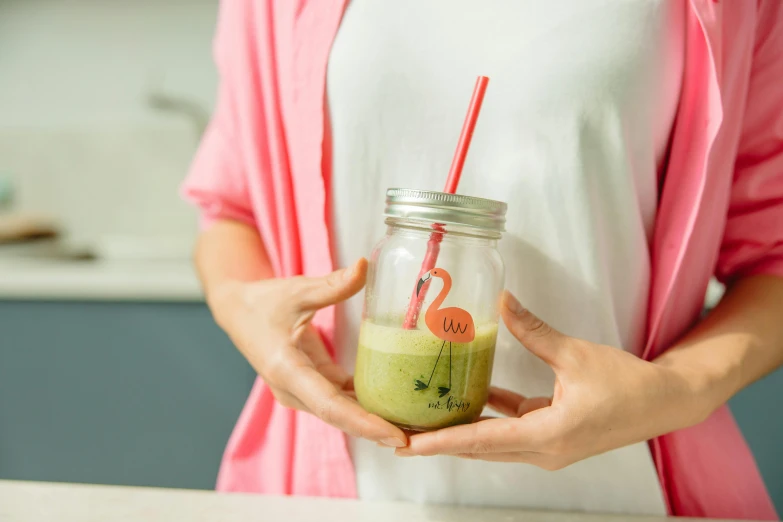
[{"xmin": 414, "ymin": 268, "xmax": 475, "ymax": 397}]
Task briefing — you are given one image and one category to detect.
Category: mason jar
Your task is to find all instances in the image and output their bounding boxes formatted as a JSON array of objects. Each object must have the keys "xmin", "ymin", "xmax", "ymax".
[{"xmin": 355, "ymin": 188, "xmax": 507, "ymax": 431}]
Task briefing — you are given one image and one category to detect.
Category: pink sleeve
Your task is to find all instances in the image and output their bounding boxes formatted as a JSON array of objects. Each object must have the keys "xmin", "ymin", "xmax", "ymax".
[
  {"xmin": 180, "ymin": 1, "xmax": 255, "ymax": 231},
  {"xmin": 716, "ymin": 2, "xmax": 783, "ymax": 284}
]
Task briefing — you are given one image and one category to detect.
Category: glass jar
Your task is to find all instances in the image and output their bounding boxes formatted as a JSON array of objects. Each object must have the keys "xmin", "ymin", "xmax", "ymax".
[{"xmin": 355, "ymin": 188, "xmax": 506, "ymax": 431}]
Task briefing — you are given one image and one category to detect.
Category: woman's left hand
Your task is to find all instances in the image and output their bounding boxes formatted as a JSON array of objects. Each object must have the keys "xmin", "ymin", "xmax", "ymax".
[{"xmin": 396, "ymin": 291, "xmax": 714, "ymax": 468}]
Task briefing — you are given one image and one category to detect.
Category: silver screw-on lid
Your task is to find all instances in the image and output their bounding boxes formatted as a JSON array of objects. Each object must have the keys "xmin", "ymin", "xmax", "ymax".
[{"xmin": 384, "ymin": 188, "xmax": 507, "ymax": 232}]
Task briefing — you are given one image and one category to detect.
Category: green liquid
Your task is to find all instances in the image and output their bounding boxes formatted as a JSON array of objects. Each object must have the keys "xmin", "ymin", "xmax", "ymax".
[{"xmin": 355, "ymin": 320, "xmax": 497, "ymax": 431}]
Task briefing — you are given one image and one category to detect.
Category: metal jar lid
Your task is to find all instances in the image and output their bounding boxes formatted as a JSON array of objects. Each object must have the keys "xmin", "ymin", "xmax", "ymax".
[{"xmin": 384, "ymin": 188, "xmax": 507, "ymax": 232}]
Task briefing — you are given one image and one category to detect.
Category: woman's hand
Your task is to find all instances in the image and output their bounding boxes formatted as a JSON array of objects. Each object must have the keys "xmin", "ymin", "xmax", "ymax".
[
  {"xmin": 211, "ymin": 258, "xmax": 407, "ymax": 448},
  {"xmin": 396, "ymin": 291, "xmax": 713, "ymax": 467}
]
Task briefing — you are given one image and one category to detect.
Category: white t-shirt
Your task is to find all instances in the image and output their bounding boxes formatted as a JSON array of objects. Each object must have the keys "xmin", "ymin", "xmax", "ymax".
[{"xmin": 328, "ymin": 0, "xmax": 684, "ymax": 515}]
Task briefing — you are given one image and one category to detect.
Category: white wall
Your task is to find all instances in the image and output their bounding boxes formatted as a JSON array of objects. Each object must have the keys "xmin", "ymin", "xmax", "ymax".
[
  {"xmin": 0, "ymin": 0, "xmax": 218, "ymax": 127},
  {"xmin": 0, "ymin": 0, "xmax": 220, "ymax": 253}
]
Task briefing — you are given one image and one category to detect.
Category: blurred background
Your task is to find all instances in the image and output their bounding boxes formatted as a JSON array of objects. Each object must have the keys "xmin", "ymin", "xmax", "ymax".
[
  {"xmin": 0, "ymin": 0, "xmax": 255, "ymax": 492},
  {"xmin": 0, "ymin": 0, "xmax": 780, "ymax": 513}
]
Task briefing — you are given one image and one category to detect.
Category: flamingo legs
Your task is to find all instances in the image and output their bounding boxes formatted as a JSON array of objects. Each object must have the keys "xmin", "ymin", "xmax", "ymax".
[{"xmin": 414, "ymin": 340, "xmax": 452, "ymax": 398}]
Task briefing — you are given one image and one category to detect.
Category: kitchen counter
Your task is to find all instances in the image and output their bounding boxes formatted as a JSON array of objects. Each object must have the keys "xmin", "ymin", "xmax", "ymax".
[
  {"xmin": 0, "ymin": 480, "xmax": 724, "ymax": 522},
  {"xmin": 0, "ymin": 256, "xmax": 726, "ymax": 306},
  {"xmin": 0, "ymin": 258, "xmax": 202, "ymax": 301}
]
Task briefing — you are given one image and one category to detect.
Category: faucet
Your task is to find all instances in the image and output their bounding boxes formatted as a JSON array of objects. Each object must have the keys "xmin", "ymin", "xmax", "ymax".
[
  {"xmin": 0, "ymin": 175, "xmax": 13, "ymax": 212},
  {"xmin": 146, "ymin": 90, "xmax": 209, "ymax": 142}
]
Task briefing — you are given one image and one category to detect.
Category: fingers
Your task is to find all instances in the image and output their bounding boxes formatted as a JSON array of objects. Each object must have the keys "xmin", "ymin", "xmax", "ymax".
[
  {"xmin": 279, "ymin": 353, "xmax": 407, "ymax": 447},
  {"xmin": 456, "ymin": 451, "xmax": 542, "ymax": 463},
  {"xmin": 517, "ymin": 396, "xmax": 552, "ymax": 417},
  {"xmin": 296, "ymin": 258, "xmax": 368, "ymax": 312},
  {"xmin": 501, "ymin": 291, "xmax": 567, "ymax": 368},
  {"xmin": 487, "ymin": 386, "xmax": 525, "ymax": 417},
  {"xmin": 456, "ymin": 451, "xmax": 569, "ymax": 470},
  {"xmin": 269, "ymin": 387, "xmax": 310, "ymax": 412},
  {"xmin": 298, "ymin": 327, "xmax": 353, "ymax": 388},
  {"xmin": 396, "ymin": 418, "xmax": 525, "ymax": 457},
  {"xmin": 272, "ymin": 383, "xmax": 358, "ymax": 417},
  {"xmin": 487, "ymin": 387, "xmax": 551, "ymax": 418},
  {"xmin": 262, "ymin": 323, "xmax": 403, "ymax": 446}
]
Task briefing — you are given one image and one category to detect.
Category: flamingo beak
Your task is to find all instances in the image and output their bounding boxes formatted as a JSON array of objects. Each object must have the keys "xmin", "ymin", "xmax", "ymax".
[{"xmin": 416, "ymin": 272, "xmax": 432, "ymax": 297}]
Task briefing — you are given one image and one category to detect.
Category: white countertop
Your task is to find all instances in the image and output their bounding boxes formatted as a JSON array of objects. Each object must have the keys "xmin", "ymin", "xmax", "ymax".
[
  {"xmin": 0, "ymin": 258, "xmax": 202, "ymax": 301},
  {"xmin": 0, "ymin": 480, "xmax": 718, "ymax": 522}
]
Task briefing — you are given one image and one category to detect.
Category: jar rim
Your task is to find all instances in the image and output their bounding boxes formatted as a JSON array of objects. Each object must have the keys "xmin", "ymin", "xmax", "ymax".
[{"xmin": 384, "ymin": 188, "xmax": 507, "ymax": 232}]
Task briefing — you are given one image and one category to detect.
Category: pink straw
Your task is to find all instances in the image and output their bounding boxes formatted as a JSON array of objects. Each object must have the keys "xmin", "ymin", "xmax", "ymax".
[{"xmin": 402, "ymin": 76, "xmax": 489, "ymax": 329}]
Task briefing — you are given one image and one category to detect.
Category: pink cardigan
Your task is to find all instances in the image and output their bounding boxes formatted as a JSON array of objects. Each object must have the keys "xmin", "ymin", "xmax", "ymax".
[{"xmin": 182, "ymin": 1, "xmax": 783, "ymax": 518}]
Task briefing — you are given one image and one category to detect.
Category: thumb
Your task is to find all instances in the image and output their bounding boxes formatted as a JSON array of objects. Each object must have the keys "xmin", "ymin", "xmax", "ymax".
[
  {"xmin": 295, "ymin": 258, "xmax": 368, "ymax": 312},
  {"xmin": 501, "ymin": 291, "xmax": 567, "ymax": 368}
]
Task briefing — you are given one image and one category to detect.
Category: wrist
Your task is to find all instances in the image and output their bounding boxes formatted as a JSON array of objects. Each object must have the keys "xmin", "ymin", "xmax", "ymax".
[
  {"xmin": 206, "ymin": 279, "xmax": 249, "ymax": 332},
  {"xmin": 654, "ymin": 353, "xmax": 738, "ymax": 428}
]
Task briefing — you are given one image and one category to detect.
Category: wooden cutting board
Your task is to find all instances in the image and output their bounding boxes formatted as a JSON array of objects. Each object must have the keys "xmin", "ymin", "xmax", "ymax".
[{"xmin": 0, "ymin": 214, "xmax": 59, "ymax": 244}]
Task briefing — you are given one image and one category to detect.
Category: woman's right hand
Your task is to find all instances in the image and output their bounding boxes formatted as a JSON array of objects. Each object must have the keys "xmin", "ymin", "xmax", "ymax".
[{"xmin": 210, "ymin": 258, "xmax": 407, "ymax": 448}]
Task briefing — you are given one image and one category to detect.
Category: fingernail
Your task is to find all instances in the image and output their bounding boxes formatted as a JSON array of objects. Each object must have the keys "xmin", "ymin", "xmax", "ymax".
[
  {"xmin": 342, "ymin": 263, "xmax": 356, "ymax": 281},
  {"xmin": 380, "ymin": 437, "xmax": 406, "ymax": 448},
  {"xmin": 505, "ymin": 292, "xmax": 525, "ymax": 314}
]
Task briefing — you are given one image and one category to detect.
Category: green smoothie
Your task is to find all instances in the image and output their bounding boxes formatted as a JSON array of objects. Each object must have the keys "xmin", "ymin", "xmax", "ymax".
[{"xmin": 354, "ymin": 320, "xmax": 497, "ymax": 431}]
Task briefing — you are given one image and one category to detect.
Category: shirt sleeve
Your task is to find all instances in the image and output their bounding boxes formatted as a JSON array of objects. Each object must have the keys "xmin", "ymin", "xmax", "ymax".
[
  {"xmin": 180, "ymin": 1, "xmax": 255, "ymax": 230},
  {"xmin": 716, "ymin": 1, "xmax": 783, "ymax": 284}
]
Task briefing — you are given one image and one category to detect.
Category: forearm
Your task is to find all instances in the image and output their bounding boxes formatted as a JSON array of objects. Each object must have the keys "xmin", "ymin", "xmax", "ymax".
[
  {"xmin": 655, "ymin": 274, "xmax": 783, "ymax": 421},
  {"xmin": 194, "ymin": 219, "xmax": 274, "ymax": 329}
]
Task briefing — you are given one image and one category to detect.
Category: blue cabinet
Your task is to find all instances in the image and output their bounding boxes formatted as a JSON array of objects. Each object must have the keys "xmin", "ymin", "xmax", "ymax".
[
  {"xmin": 730, "ymin": 375, "xmax": 783, "ymax": 509},
  {"xmin": 0, "ymin": 301, "xmax": 255, "ymax": 490}
]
